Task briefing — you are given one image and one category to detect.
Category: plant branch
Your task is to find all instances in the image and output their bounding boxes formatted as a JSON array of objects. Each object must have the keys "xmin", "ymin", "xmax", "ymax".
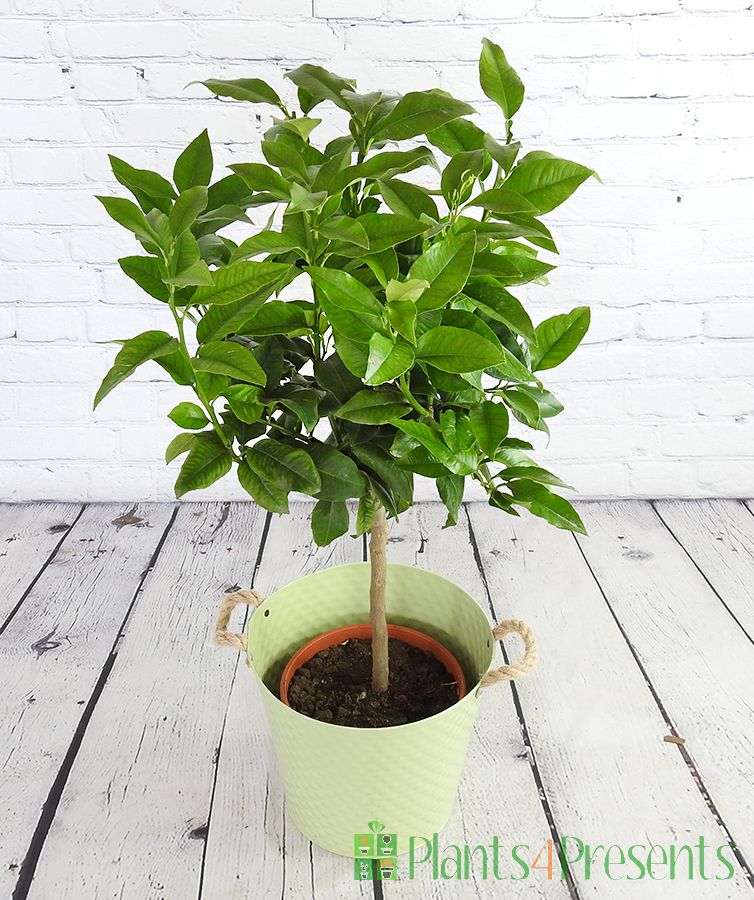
[{"xmin": 369, "ymin": 502, "xmax": 389, "ymax": 693}]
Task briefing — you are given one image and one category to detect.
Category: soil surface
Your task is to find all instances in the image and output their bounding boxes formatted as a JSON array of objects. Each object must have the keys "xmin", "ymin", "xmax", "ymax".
[{"xmin": 286, "ymin": 637, "xmax": 459, "ymax": 727}]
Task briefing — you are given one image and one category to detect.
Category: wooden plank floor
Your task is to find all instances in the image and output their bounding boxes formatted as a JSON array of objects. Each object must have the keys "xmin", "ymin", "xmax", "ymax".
[{"xmin": 1, "ymin": 500, "xmax": 753, "ymax": 900}]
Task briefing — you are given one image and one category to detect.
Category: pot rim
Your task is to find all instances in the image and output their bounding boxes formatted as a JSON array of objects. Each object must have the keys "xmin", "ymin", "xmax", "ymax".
[{"xmin": 279, "ymin": 623, "xmax": 468, "ymax": 708}]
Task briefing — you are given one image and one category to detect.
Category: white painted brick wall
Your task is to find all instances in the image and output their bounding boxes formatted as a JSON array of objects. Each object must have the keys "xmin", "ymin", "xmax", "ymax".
[{"xmin": 1, "ymin": 2, "xmax": 753, "ymax": 502}]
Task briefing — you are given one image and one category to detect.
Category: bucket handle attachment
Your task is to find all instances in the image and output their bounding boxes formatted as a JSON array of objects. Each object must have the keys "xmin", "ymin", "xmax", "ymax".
[
  {"xmin": 481, "ymin": 619, "xmax": 538, "ymax": 687},
  {"xmin": 214, "ymin": 589, "xmax": 264, "ymax": 654}
]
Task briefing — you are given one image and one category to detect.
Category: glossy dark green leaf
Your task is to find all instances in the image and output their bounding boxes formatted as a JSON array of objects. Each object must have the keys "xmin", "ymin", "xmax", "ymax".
[
  {"xmin": 239, "ymin": 301, "xmax": 311, "ymax": 337},
  {"xmin": 165, "ymin": 431, "xmax": 197, "ymax": 464},
  {"xmin": 364, "ymin": 333, "xmax": 414, "ymax": 385},
  {"xmin": 409, "ymin": 233, "xmax": 475, "ymax": 311},
  {"xmin": 311, "ymin": 499, "xmax": 350, "ymax": 546},
  {"xmin": 416, "ymin": 326, "xmax": 502, "ymax": 374},
  {"xmin": 195, "ymin": 341, "xmax": 267, "ymax": 385},
  {"xmin": 463, "ymin": 276, "xmax": 534, "ymax": 340},
  {"xmin": 355, "ymin": 493, "xmax": 376, "ymax": 536},
  {"xmin": 505, "ymin": 152, "xmax": 596, "ymax": 214},
  {"xmin": 469, "ymin": 400, "xmax": 509, "ymax": 457},
  {"xmin": 97, "ymin": 196, "xmax": 160, "ymax": 246},
  {"xmin": 173, "ymin": 129, "xmax": 213, "ymax": 193},
  {"xmin": 174, "ymin": 431, "xmax": 231, "ymax": 497},
  {"xmin": 224, "ymin": 384, "xmax": 263, "ymax": 424},
  {"xmin": 377, "ymin": 178, "xmax": 439, "ymax": 221},
  {"xmin": 308, "ymin": 267, "xmax": 384, "ymax": 343},
  {"xmin": 531, "ymin": 306, "xmax": 590, "ymax": 371},
  {"xmin": 94, "ymin": 330, "xmax": 179, "ymax": 408},
  {"xmin": 502, "ymin": 388, "xmax": 541, "ymax": 427},
  {"xmin": 427, "ymin": 118, "xmax": 486, "ymax": 156},
  {"xmin": 168, "ymin": 401, "xmax": 209, "ymax": 430},
  {"xmin": 317, "ymin": 216, "xmax": 369, "ymax": 248},
  {"xmin": 118, "ymin": 256, "xmax": 169, "ymax": 301},
  {"xmin": 169, "ymin": 185, "xmax": 208, "ymax": 236},
  {"xmin": 441, "ymin": 150, "xmax": 486, "ymax": 206},
  {"xmin": 307, "ymin": 443, "xmax": 367, "ymax": 501},
  {"xmin": 501, "ymin": 465, "xmax": 573, "ymax": 491},
  {"xmin": 238, "ymin": 458, "xmax": 289, "ymax": 513},
  {"xmin": 371, "ymin": 90, "xmax": 475, "ymax": 141},
  {"xmin": 347, "ymin": 213, "xmax": 429, "ymax": 255},
  {"xmin": 479, "ymin": 37, "xmax": 524, "ymax": 121},
  {"xmin": 193, "ymin": 260, "xmax": 292, "ymax": 307},
  {"xmin": 509, "ymin": 480, "xmax": 586, "ymax": 534},
  {"xmin": 229, "ymin": 162, "xmax": 291, "ymax": 200},
  {"xmin": 436, "ymin": 474, "xmax": 464, "ymax": 527},
  {"xmin": 465, "ymin": 188, "xmax": 536, "ymax": 214},
  {"xmin": 284, "ymin": 64, "xmax": 356, "ymax": 112},
  {"xmin": 336, "ymin": 389, "xmax": 410, "ymax": 424},
  {"xmin": 252, "ymin": 438, "xmax": 321, "ymax": 493},
  {"xmin": 196, "ymin": 77, "xmax": 283, "ymax": 106},
  {"xmin": 109, "ymin": 155, "xmax": 176, "ymax": 207},
  {"xmin": 352, "ymin": 444, "xmax": 413, "ymax": 515},
  {"xmin": 231, "ymin": 231, "xmax": 303, "ymax": 261},
  {"xmin": 331, "ymin": 147, "xmax": 435, "ymax": 192}
]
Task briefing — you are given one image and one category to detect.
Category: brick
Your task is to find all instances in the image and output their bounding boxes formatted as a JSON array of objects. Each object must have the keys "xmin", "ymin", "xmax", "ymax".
[
  {"xmin": 197, "ymin": 22, "xmax": 340, "ymax": 60},
  {"xmin": 76, "ymin": 64, "xmax": 139, "ymax": 101},
  {"xmin": 637, "ymin": 306, "xmax": 704, "ymax": 340},
  {"xmin": 0, "ymin": 427, "xmax": 119, "ymax": 461},
  {"xmin": 384, "ymin": 0, "xmax": 462, "ymax": 20},
  {"xmin": 696, "ymin": 382, "xmax": 754, "ymax": 418},
  {"xmin": 704, "ymin": 304, "xmax": 754, "ymax": 339},
  {"xmin": 1, "ymin": 267, "xmax": 100, "ymax": 303},
  {"xmin": 88, "ymin": 466, "xmax": 155, "ymax": 499},
  {"xmin": 629, "ymin": 460, "xmax": 698, "ymax": 498},
  {"xmin": 13, "ymin": 465, "xmax": 88, "ymax": 501},
  {"xmin": 64, "ymin": 22, "xmax": 192, "ymax": 58},
  {"xmin": 15, "ymin": 307, "xmax": 87, "ymax": 342},
  {"xmin": 697, "ymin": 460, "xmax": 754, "ymax": 496},
  {"xmin": 2, "ymin": 229, "xmax": 68, "ymax": 263},
  {"xmin": 0, "ymin": 64, "xmax": 65, "ymax": 100},
  {"xmin": 660, "ymin": 421, "xmax": 754, "ymax": 458},
  {"xmin": 11, "ymin": 149, "xmax": 80, "ymax": 184},
  {"xmin": 0, "ymin": 20, "xmax": 46, "ymax": 58},
  {"xmin": 636, "ymin": 15, "xmax": 754, "ymax": 56},
  {"xmin": 317, "ymin": 0, "xmax": 384, "ymax": 16}
]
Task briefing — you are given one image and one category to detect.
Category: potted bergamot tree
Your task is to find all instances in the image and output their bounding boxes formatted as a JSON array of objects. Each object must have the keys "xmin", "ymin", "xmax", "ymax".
[{"xmin": 94, "ymin": 38, "xmax": 594, "ymax": 856}]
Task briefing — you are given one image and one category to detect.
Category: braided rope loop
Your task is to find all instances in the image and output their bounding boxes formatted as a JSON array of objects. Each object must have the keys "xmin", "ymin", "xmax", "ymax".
[
  {"xmin": 480, "ymin": 619, "xmax": 538, "ymax": 687},
  {"xmin": 214, "ymin": 589, "xmax": 264, "ymax": 653}
]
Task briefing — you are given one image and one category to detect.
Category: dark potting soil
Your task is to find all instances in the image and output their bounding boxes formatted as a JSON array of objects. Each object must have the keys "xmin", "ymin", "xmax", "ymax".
[{"xmin": 286, "ymin": 637, "xmax": 459, "ymax": 728}]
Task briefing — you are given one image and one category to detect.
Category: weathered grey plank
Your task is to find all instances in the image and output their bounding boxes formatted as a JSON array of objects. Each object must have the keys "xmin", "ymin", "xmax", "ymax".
[
  {"xmin": 25, "ymin": 502, "xmax": 267, "ymax": 900},
  {"xmin": 200, "ymin": 502, "xmax": 373, "ymax": 900},
  {"xmin": 654, "ymin": 500, "xmax": 754, "ymax": 642},
  {"xmin": 575, "ymin": 501, "xmax": 754, "ymax": 885},
  {"xmin": 0, "ymin": 502, "xmax": 82, "ymax": 625},
  {"xmin": 381, "ymin": 504, "xmax": 569, "ymax": 899},
  {"xmin": 0, "ymin": 502, "xmax": 174, "ymax": 899}
]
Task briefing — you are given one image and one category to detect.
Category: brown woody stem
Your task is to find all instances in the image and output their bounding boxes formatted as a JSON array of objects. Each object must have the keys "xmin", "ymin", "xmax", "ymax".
[{"xmin": 369, "ymin": 503, "xmax": 389, "ymax": 693}]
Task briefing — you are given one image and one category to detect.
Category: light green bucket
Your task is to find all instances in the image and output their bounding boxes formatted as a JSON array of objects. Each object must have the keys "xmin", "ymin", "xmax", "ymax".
[{"xmin": 217, "ymin": 563, "xmax": 535, "ymax": 858}]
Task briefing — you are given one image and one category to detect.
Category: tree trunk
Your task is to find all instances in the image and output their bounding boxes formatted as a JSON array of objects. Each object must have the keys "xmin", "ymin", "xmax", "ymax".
[{"xmin": 369, "ymin": 504, "xmax": 389, "ymax": 693}]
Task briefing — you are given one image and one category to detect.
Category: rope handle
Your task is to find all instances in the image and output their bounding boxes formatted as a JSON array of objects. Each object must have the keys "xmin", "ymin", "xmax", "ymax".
[
  {"xmin": 214, "ymin": 589, "xmax": 264, "ymax": 654},
  {"xmin": 480, "ymin": 619, "xmax": 538, "ymax": 687}
]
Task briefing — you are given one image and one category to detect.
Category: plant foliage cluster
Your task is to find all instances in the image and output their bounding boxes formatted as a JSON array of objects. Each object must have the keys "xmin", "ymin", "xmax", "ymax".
[{"xmin": 95, "ymin": 38, "xmax": 596, "ymax": 544}]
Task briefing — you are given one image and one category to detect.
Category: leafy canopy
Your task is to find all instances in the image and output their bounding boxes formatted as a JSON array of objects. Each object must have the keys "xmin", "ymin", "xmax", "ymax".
[{"xmin": 95, "ymin": 39, "xmax": 596, "ymax": 544}]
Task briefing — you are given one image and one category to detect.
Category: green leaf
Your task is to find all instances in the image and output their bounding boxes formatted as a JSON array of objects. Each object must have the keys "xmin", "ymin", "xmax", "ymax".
[
  {"xmin": 377, "ymin": 178, "xmax": 439, "ymax": 221},
  {"xmin": 224, "ymin": 384, "xmax": 263, "ymax": 424},
  {"xmin": 174, "ymin": 431, "xmax": 231, "ymax": 497},
  {"xmin": 229, "ymin": 162, "xmax": 291, "ymax": 200},
  {"xmin": 232, "ymin": 231, "xmax": 303, "ymax": 261},
  {"xmin": 501, "ymin": 466, "xmax": 573, "ymax": 491},
  {"xmin": 465, "ymin": 188, "xmax": 536, "ymax": 214},
  {"xmin": 386, "ymin": 297, "xmax": 419, "ymax": 344},
  {"xmin": 505, "ymin": 153, "xmax": 596, "ymax": 215},
  {"xmin": 311, "ymin": 500, "xmax": 350, "ymax": 546},
  {"xmin": 163, "ymin": 260, "xmax": 213, "ymax": 287},
  {"xmin": 316, "ymin": 352, "xmax": 362, "ymax": 403},
  {"xmin": 441, "ymin": 149, "xmax": 486, "ymax": 206},
  {"xmin": 239, "ymin": 300, "xmax": 311, "ymax": 337},
  {"xmin": 531, "ymin": 306, "xmax": 590, "ymax": 371},
  {"xmin": 389, "ymin": 419, "xmax": 470, "ymax": 474},
  {"xmin": 165, "ymin": 431, "xmax": 196, "ymax": 463},
  {"xmin": 195, "ymin": 77, "xmax": 283, "ymax": 107},
  {"xmin": 238, "ymin": 458, "xmax": 289, "ymax": 513},
  {"xmin": 509, "ymin": 481, "xmax": 586, "ymax": 534},
  {"xmin": 286, "ymin": 183, "xmax": 328, "ymax": 214},
  {"xmin": 463, "ymin": 276, "xmax": 534, "ymax": 340},
  {"xmin": 195, "ymin": 341, "xmax": 267, "ymax": 385},
  {"xmin": 469, "ymin": 401, "xmax": 509, "ymax": 457},
  {"xmin": 332, "ymin": 148, "xmax": 435, "ymax": 192},
  {"xmin": 409, "ymin": 233, "xmax": 476, "ymax": 312},
  {"xmin": 483, "ymin": 135, "xmax": 520, "ymax": 173},
  {"xmin": 371, "ymin": 90, "xmax": 475, "ymax": 141},
  {"xmin": 307, "ymin": 443, "xmax": 366, "ymax": 501},
  {"xmin": 109, "ymin": 156, "xmax": 176, "ymax": 207},
  {"xmin": 169, "ymin": 185, "xmax": 208, "ymax": 236},
  {"xmin": 97, "ymin": 196, "xmax": 159, "ymax": 246},
  {"xmin": 173, "ymin": 129, "xmax": 213, "ymax": 193},
  {"xmin": 335, "ymin": 389, "xmax": 411, "ymax": 424},
  {"xmin": 273, "ymin": 385, "xmax": 323, "ymax": 432},
  {"xmin": 427, "ymin": 118, "xmax": 486, "ymax": 156},
  {"xmin": 364, "ymin": 333, "xmax": 414, "ymax": 385},
  {"xmin": 516, "ymin": 384, "xmax": 564, "ymax": 418},
  {"xmin": 250, "ymin": 438, "xmax": 321, "ymax": 494},
  {"xmin": 479, "ymin": 37, "xmax": 524, "ymax": 122},
  {"xmin": 119, "ymin": 256, "xmax": 169, "ymax": 301},
  {"xmin": 351, "ymin": 444, "xmax": 413, "ymax": 515},
  {"xmin": 437, "ymin": 474, "xmax": 464, "ymax": 527},
  {"xmin": 94, "ymin": 330, "xmax": 179, "ymax": 408},
  {"xmin": 416, "ymin": 326, "xmax": 502, "ymax": 374},
  {"xmin": 308, "ymin": 267, "xmax": 384, "ymax": 343},
  {"xmin": 346, "ymin": 213, "xmax": 429, "ymax": 255},
  {"xmin": 168, "ymin": 401, "xmax": 209, "ymax": 430},
  {"xmin": 355, "ymin": 493, "xmax": 376, "ymax": 536},
  {"xmin": 193, "ymin": 260, "xmax": 292, "ymax": 307},
  {"xmin": 502, "ymin": 388, "xmax": 541, "ymax": 427},
  {"xmin": 317, "ymin": 216, "xmax": 369, "ymax": 248},
  {"xmin": 284, "ymin": 64, "xmax": 356, "ymax": 112}
]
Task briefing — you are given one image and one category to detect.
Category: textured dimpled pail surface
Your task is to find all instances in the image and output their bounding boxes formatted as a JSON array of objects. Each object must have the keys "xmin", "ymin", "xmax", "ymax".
[{"xmin": 245, "ymin": 563, "xmax": 495, "ymax": 857}]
